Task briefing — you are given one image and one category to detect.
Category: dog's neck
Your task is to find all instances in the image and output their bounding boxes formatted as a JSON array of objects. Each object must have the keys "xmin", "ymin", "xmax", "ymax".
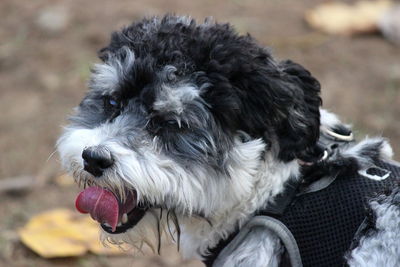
[{"xmin": 179, "ymin": 153, "xmax": 300, "ymax": 260}]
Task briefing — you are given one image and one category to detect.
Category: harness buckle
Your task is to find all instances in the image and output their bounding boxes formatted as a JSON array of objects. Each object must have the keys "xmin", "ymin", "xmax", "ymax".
[
  {"xmin": 321, "ymin": 126, "xmax": 354, "ymax": 142},
  {"xmin": 358, "ymin": 166, "xmax": 391, "ymax": 181}
]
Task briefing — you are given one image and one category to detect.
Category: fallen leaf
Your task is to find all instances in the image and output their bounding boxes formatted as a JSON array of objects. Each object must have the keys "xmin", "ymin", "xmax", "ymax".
[
  {"xmin": 305, "ymin": 0, "xmax": 394, "ymax": 35},
  {"xmin": 19, "ymin": 209, "xmax": 128, "ymax": 258}
]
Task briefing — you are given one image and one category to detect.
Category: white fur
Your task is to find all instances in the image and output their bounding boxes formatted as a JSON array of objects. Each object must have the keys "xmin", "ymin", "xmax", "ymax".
[
  {"xmin": 319, "ymin": 108, "xmax": 354, "ymax": 131},
  {"xmin": 347, "ymin": 199, "xmax": 400, "ymax": 267},
  {"xmin": 320, "ymin": 109, "xmax": 341, "ymax": 127},
  {"xmin": 343, "ymin": 137, "xmax": 393, "ymax": 169},
  {"xmin": 178, "ymin": 153, "xmax": 299, "ymax": 260},
  {"xmin": 89, "ymin": 46, "xmax": 135, "ymax": 93},
  {"xmin": 153, "ymin": 84, "xmax": 200, "ymax": 115},
  {"xmin": 218, "ymin": 228, "xmax": 283, "ymax": 267}
]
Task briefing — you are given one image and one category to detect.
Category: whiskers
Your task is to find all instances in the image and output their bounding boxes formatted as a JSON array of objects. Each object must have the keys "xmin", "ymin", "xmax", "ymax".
[
  {"xmin": 46, "ymin": 149, "xmax": 59, "ymax": 163},
  {"xmin": 166, "ymin": 209, "xmax": 181, "ymax": 251},
  {"xmin": 100, "ymin": 208, "xmax": 187, "ymax": 255},
  {"xmin": 155, "ymin": 208, "xmax": 181, "ymax": 254}
]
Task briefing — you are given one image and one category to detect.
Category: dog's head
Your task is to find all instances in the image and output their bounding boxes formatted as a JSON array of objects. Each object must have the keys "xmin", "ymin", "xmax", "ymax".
[{"xmin": 57, "ymin": 15, "xmax": 321, "ymax": 250}]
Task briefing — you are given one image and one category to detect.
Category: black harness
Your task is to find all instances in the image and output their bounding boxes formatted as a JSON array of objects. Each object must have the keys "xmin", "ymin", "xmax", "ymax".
[
  {"xmin": 203, "ymin": 131, "xmax": 400, "ymax": 267},
  {"xmin": 264, "ymin": 160, "xmax": 399, "ymax": 267}
]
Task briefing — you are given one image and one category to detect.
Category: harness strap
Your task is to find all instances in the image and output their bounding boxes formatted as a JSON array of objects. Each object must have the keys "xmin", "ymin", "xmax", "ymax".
[
  {"xmin": 296, "ymin": 175, "xmax": 337, "ymax": 196},
  {"xmin": 213, "ymin": 216, "xmax": 303, "ymax": 267},
  {"xmin": 263, "ymin": 179, "xmax": 301, "ymax": 215}
]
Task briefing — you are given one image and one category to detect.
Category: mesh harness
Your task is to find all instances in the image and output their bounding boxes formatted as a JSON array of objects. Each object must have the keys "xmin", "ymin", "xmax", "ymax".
[{"xmin": 203, "ymin": 132, "xmax": 400, "ymax": 267}]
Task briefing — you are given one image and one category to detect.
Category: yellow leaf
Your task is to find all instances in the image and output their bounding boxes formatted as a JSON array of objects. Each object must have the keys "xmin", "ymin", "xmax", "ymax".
[
  {"xmin": 305, "ymin": 0, "xmax": 394, "ymax": 35},
  {"xmin": 19, "ymin": 209, "xmax": 128, "ymax": 258}
]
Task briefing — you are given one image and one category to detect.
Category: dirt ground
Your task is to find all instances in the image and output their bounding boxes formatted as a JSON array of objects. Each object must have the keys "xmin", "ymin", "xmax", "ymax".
[{"xmin": 0, "ymin": 0, "xmax": 399, "ymax": 266}]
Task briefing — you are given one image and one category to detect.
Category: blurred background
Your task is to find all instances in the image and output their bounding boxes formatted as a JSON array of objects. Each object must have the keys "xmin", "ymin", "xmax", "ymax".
[{"xmin": 0, "ymin": 0, "xmax": 399, "ymax": 266}]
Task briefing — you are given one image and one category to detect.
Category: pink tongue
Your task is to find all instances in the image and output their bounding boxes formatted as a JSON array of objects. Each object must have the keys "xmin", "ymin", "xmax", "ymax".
[{"xmin": 75, "ymin": 186, "xmax": 120, "ymax": 232}]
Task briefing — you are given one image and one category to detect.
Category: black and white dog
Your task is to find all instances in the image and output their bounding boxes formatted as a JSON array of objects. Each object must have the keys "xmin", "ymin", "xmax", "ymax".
[{"xmin": 57, "ymin": 15, "xmax": 400, "ymax": 266}]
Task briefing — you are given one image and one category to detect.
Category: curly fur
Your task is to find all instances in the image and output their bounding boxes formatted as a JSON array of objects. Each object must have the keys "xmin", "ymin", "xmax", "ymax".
[
  {"xmin": 347, "ymin": 186, "xmax": 400, "ymax": 267},
  {"xmin": 57, "ymin": 15, "xmax": 399, "ymax": 266}
]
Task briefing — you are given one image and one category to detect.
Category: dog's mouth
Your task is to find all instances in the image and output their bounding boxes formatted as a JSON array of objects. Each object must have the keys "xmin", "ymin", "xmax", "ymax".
[{"xmin": 75, "ymin": 186, "xmax": 147, "ymax": 234}]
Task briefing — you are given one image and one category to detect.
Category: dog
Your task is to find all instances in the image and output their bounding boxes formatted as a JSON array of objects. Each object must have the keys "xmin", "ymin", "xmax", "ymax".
[{"xmin": 57, "ymin": 15, "xmax": 400, "ymax": 266}]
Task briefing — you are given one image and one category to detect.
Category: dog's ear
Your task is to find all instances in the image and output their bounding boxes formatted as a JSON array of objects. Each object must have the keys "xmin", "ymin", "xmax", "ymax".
[
  {"xmin": 192, "ymin": 30, "xmax": 321, "ymax": 162},
  {"xmin": 204, "ymin": 57, "xmax": 321, "ymax": 162},
  {"xmin": 273, "ymin": 60, "xmax": 322, "ymax": 162},
  {"xmin": 204, "ymin": 55, "xmax": 321, "ymax": 162}
]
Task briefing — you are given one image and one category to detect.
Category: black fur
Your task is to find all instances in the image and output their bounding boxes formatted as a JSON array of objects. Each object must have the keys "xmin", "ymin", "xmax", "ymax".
[{"xmin": 72, "ymin": 15, "xmax": 322, "ymax": 169}]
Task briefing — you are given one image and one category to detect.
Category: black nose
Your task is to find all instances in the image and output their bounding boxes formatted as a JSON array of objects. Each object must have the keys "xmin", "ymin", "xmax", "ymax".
[{"xmin": 82, "ymin": 147, "xmax": 114, "ymax": 177}]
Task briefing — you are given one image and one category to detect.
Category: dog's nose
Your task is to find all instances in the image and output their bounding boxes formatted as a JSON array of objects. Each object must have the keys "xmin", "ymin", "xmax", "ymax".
[{"xmin": 82, "ymin": 147, "xmax": 114, "ymax": 177}]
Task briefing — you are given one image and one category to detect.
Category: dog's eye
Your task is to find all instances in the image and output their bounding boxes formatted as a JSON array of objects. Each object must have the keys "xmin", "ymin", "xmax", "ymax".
[
  {"xmin": 102, "ymin": 96, "xmax": 122, "ymax": 121},
  {"xmin": 163, "ymin": 119, "xmax": 184, "ymax": 129},
  {"xmin": 148, "ymin": 118, "xmax": 181, "ymax": 134},
  {"xmin": 103, "ymin": 96, "xmax": 120, "ymax": 111},
  {"xmin": 108, "ymin": 98, "xmax": 118, "ymax": 107},
  {"xmin": 147, "ymin": 113, "xmax": 186, "ymax": 135},
  {"xmin": 165, "ymin": 120, "xmax": 178, "ymax": 126}
]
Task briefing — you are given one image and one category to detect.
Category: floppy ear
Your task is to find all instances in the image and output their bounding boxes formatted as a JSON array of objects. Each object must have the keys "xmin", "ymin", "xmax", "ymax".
[
  {"xmin": 199, "ymin": 35, "xmax": 321, "ymax": 162},
  {"xmin": 204, "ymin": 57, "xmax": 321, "ymax": 162},
  {"xmin": 215, "ymin": 58, "xmax": 322, "ymax": 162},
  {"xmin": 274, "ymin": 60, "xmax": 322, "ymax": 162}
]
